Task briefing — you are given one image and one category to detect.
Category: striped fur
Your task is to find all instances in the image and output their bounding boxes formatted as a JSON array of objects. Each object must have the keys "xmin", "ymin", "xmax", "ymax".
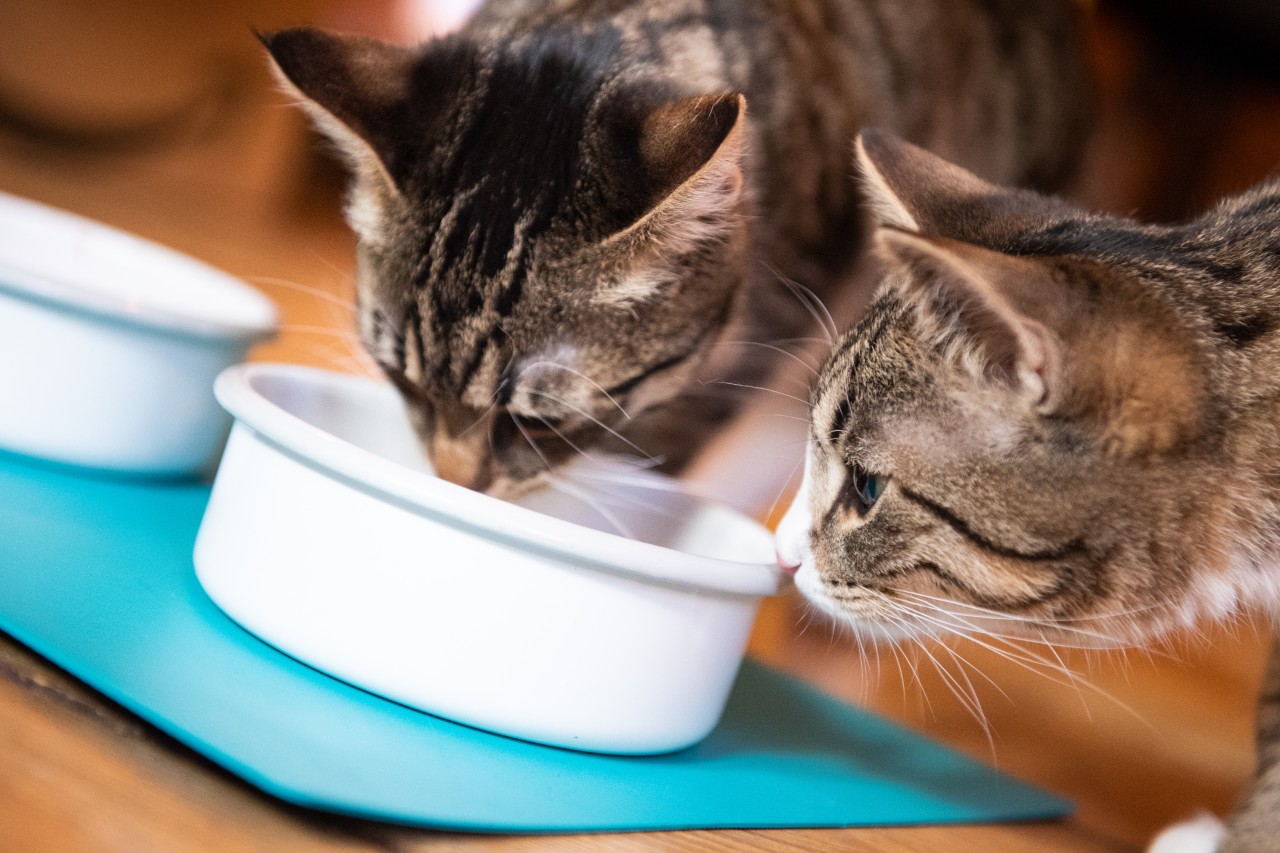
[
  {"xmin": 776, "ymin": 131, "xmax": 1280, "ymax": 851},
  {"xmin": 264, "ymin": 0, "xmax": 1089, "ymax": 495}
]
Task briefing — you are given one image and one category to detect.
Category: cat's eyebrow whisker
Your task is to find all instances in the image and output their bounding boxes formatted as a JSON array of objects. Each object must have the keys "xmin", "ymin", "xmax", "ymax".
[
  {"xmin": 520, "ymin": 360, "xmax": 630, "ymax": 418},
  {"xmin": 523, "ymin": 388, "xmax": 656, "ymax": 462},
  {"xmin": 711, "ymin": 340, "xmax": 819, "ymax": 377},
  {"xmin": 762, "ymin": 261, "xmax": 838, "ymax": 344},
  {"xmin": 703, "ymin": 380, "xmax": 810, "ymax": 406},
  {"xmin": 765, "ymin": 336, "xmax": 832, "ymax": 348}
]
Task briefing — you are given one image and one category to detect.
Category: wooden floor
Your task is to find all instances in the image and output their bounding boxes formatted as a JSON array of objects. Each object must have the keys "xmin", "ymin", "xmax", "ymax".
[{"xmin": 2, "ymin": 2, "xmax": 1280, "ymax": 851}]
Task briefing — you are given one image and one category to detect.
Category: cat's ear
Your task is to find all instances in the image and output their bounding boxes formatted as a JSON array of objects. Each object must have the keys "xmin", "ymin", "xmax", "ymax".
[
  {"xmin": 877, "ymin": 228, "xmax": 1060, "ymax": 410},
  {"xmin": 592, "ymin": 93, "xmax": 746, "ymax": 306},
  {"xmin": 620, "ymin": 92, "xmax": 746, "ymax": 252},
  {"xmin": 261, "ymin": 28, "xmax": 416, "ymax": 189},
  {"xmin": 639, "ymin": 93, "xmax": 745, "ymax": 205},
  {"xmin": 854, "ymin": 129, "xmax": 1069, "ymax": 238}
]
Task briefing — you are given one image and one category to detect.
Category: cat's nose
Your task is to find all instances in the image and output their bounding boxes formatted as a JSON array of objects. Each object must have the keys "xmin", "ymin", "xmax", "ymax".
[
  {"xmin": 430, "ymin": 436, "xmax": 493, "ymax": 492},
  {"xmin": 774, "ymin": 488, "xmax": 812, "ymax": 576}
]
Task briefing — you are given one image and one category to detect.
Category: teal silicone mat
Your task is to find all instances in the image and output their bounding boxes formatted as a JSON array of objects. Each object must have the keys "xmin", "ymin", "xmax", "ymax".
[{"xmin": 0, "ymin": 451, "xmax": 1069, "ymax": 832}]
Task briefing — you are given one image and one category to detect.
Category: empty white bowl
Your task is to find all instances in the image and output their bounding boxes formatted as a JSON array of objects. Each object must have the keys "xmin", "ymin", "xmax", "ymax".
[
  {"xmin": 194, "ymin": 363, "xmax": 782, "ymax": 754},
  {"xmin": 0, "ymin": 192, "xmax": 276, "ymax": 475}
]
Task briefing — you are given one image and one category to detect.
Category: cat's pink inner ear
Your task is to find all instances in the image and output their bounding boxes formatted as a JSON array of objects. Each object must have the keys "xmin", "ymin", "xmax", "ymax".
[
  {"xmin": 261, "ymin": 28, "xmax": 415, "ymax": 178},
  {"xmin": 876, "ymin": 229, "xmax": 1059, "ymax": 408}
]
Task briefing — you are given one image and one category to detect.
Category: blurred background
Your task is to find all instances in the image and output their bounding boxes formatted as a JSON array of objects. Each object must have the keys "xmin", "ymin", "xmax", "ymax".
[{"xmin": 2, "ymin": 0, "xmax": 1279, "ymax": 847}]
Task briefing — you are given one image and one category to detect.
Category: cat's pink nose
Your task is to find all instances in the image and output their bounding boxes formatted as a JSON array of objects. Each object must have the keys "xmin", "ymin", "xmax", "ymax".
[{"xmin": 776, "ymin": 550, "xmax": 800, "ymax": 575}]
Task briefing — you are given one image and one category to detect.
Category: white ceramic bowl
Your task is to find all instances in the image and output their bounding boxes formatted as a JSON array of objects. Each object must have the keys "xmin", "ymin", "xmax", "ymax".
[
  {"xmin": 0, "ymin": 192, "xmax": 277, "ymax": 475},
  {"xmin": 194, "ymin": 363, "xmax": 782, "ymax": 754}
]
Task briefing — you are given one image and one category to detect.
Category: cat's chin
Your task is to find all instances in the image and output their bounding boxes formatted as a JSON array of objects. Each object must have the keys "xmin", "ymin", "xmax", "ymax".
[{"xmin": 793, "ymin": 566, "xmax": 925, "ymax": 643}]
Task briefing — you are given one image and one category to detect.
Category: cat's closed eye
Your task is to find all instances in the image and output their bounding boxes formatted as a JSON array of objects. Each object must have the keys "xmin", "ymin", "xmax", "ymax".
[{"xmin": 508, "ymin": 412, "xmax": 566, "ymax": 441}]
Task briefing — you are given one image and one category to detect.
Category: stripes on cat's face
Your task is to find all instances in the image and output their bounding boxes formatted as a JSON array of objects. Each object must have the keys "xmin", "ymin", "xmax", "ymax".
[
  {"xmin": 264, "ymin": 27, "xmax": 749, "ymax": 495},
  {"xmin": 778, "ymin": 130, "xmax": 1275, "ymax": 648},
  {"xmin": 780, "ymin": 292, "xmax": 1117, "ymax": 644}
]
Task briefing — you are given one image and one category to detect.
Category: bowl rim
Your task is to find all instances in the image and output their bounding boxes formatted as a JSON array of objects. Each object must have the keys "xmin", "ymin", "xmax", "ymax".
[
  {"xmin": 214, "ymin": 362, "xmax": 783, "ymax": 598},
  {"xmin": 0, "ymin": 191, "xmax": 277, "ymax": 342}
]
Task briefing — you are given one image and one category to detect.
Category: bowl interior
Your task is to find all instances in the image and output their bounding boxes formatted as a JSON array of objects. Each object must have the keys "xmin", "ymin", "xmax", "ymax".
[
  {"xmin": 0, "ymin": 192, "xmax": 275, "ymax": 339},
  {"xmin": 243, "ymin": 368, "xmax": 775, "ymax": 568}
]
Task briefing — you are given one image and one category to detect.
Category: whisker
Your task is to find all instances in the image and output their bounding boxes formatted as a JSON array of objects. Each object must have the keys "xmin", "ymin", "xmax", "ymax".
[
  {"xmin": 520, "ymin": 361, "xmax": 630, "ymax": 418},
  {"xmin": 511, "ymin": 416, "xmax": 555, "ymax": 474},
  {"xmin": 275, "ymin": 323, "xmax": 364, "ymax": 340},
  {"xmin": 703, "ymin": 380, "xmax": 810, "ymax": 406},
  {"xmin": 892, "ymin": 592, "xmax": 1133, "ymax": 651},
  {"xmin": 247, "ymin": 276, "xmax": 358, "ymax": 312},
  {"xmin": 762, "ymin": 261, "xmax": 838, "ymax": 344},
  {"xmin": 563, "ymin": 467, "xmax": 711, "ymax": 498},
  {"xmin": 535, "ymin": 416, "xmax": 596, "ymax": 465},
  {"xmin": 560, "ymin": 474, "xmax": 683, "ymax": 519},
  {"xmin": 545, "ymin": 475, "xmax": 637, "ymax": 540},
  {"xmin": 907, "ymin": 627, "xmax": 994, "ymax": 752},
  {"xmin": 894, "ymin": 601, "xmax": 1152, "ymax": 728},
  {"xmin": 892, "ymin": 588, "xmax": 1161, "ymax": 650},
  {"xmin": 711, "ymin": 340, "xmax": 819, "ymax": 378},
  {"xmin": 765, "ymin": 456, "xmax": 804, "ymax": 528},
  {"xmin": 523, "ymin": 388, "xmax": 656, "ymax": 462}
]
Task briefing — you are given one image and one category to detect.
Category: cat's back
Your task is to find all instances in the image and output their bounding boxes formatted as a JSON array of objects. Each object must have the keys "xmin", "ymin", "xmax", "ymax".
[{"xmin": 468, "ymin": 0, "xmax": 1088, "ymax": 189}]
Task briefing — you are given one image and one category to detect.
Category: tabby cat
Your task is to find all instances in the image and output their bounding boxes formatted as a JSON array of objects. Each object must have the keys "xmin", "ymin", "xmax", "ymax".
[
  {"xmin": 776, "ymin": 129, "xmax": 1280, "ymax": 852},
  {"xmin": 263, "ymin": 0, "xmax": 1087, "ymax": 496}
]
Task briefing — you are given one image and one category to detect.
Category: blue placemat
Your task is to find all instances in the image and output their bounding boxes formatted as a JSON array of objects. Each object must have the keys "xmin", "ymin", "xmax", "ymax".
[{"xmin": 0, "ymin": 451, "xmax": 1069, "ymax": 832}]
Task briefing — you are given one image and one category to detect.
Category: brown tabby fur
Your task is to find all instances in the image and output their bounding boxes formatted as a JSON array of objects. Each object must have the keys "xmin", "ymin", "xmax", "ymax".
[
  {"xmin": 777, "ymin": 129, "xmax": 1280, "ymax": 852},
  {"xmin": 263, "ymin": 0, "xmax": 1088, "ymax": 496}
]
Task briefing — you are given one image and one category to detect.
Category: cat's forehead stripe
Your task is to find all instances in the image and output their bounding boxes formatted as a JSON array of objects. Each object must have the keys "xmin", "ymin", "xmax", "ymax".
[{"xmin": 822, "ymin": 298, "xmax": 902, "ymax": 447}]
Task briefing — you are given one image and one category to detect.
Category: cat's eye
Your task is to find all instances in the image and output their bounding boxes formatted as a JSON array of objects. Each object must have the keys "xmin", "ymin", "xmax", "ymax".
[
  {"xmin": 855, "ymin": 468, "xmax": 886, "ymax": 506},
  {"xmin": 509, "ymin": 411, "xmax": 564, "ymax": 439},
  {"xmin": 846, "ymin": 466, "xmax": 888, "ymax": 514}
]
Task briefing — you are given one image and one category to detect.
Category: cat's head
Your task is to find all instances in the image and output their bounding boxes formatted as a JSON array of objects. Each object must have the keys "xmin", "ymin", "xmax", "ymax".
[
  {"xmin": 263, "ymin": 27, "xmax": 748, "ymax": 495},
  {"xmin": 777, "ymin": 130, "xmax": 1227, "ymax": 647}
]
